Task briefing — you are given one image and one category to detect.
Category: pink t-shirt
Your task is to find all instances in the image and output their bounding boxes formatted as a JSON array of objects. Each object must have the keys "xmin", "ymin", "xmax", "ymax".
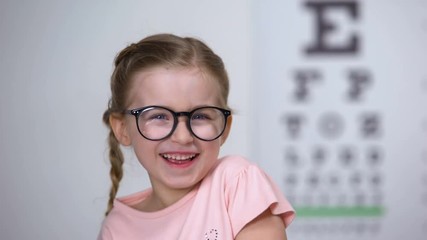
[{"xmin": 98, "ymin": 155, "xmax": 295, "ymax": 240}]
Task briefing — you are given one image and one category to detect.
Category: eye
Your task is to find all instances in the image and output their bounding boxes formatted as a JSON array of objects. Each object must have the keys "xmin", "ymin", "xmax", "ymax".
[
  {"xmin": 192, "ymin": 108, "xmax": 221, "ymax": 121},
  {"xmin": 192, "ymin": 113, "xmax": 210, "ymax": 120},
  {"xmin": 152, "ymin": 113, "xmax": 170, "ymax": 120},
  {"xmin": 141, "ymin": 108, "xmax": 172, "ymax": 122}
]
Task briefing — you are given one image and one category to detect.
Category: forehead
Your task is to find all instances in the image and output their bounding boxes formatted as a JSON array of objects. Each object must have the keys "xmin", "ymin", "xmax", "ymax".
[{"xmin": 127, "ymin": 66, "xmax": 222, "ymax": 109}]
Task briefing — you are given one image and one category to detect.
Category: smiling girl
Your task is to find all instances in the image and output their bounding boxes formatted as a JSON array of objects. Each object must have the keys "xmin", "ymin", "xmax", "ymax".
[{"xmin": 98, "ymin": 34, "xmax": 294, "ymax": 240}]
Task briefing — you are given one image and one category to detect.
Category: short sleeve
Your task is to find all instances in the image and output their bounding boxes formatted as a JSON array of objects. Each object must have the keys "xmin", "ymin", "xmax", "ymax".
[
  {"xmin": 97, "ymin": 225, "xmax": 113, "ymax": 240},
  {"xmin": 223, "ymin": 157, "xmax": 295, "ymax": 235}
]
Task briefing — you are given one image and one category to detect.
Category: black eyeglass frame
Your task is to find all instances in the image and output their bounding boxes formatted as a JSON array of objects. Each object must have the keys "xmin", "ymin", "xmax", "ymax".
[{"xmin": 124, "ymin": 105, "xmax": 231, "ymax": 141}]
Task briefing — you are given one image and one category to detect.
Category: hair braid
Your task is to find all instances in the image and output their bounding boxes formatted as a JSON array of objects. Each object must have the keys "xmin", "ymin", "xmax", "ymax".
[{"xmin": 103, "ymin": 110, "xmax": 125, "ymax": 216}]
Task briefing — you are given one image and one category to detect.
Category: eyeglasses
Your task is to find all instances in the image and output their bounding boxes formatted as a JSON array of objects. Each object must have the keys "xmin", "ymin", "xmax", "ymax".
[{"xmin": 124, "ymin": 106, "xmax": 231, "ymax": 141}]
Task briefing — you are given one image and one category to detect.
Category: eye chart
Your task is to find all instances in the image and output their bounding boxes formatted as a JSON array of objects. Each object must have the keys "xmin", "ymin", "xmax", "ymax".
[{"xmin": 252, "ymin": 1, "xmax": 427, "ymax": 239}]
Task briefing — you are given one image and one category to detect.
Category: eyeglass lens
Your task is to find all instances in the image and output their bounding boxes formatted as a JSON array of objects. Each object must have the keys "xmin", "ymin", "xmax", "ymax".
[{"xmin": 137, "ymin": 107, "xmax": 227, "ymax": 141}]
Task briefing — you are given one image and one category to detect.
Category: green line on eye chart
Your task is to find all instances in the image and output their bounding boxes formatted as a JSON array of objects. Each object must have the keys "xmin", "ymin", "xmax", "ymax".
[{"xmin": 295, "ymin": 206, "xmax": 385, "ymax": 218}]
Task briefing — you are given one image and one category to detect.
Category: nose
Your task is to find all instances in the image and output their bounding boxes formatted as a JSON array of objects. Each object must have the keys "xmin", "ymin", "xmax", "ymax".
[{"xmin": 170, "ymin": 118, "xmax": 194, "ymax": 144}]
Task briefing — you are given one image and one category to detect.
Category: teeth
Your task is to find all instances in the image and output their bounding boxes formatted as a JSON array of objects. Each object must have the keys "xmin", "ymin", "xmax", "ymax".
[{"xmin": 162, "ymin": 154, "xmax": 196, "ymax": 161}]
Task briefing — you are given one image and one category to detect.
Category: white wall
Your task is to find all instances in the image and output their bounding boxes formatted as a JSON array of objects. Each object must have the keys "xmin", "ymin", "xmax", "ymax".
[{"xmin": 0, "ymin": 1, "xmax": 252, "ymax": 239}]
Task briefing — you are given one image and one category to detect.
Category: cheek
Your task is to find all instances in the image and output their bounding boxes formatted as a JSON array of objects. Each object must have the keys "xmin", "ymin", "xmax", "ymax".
[
  {"xmin": 132, "ymin": 143, "xmax": 160, "ymax": 171},
  {"xmin": 202, "ymin": 140, "xmax": 222, "ymax": 156},
  {"xmin": 130, "ymin": 136, "xmax": 159, "ymax": 161},
  {"xmin": 125, "ymin": 118, "xmax": 139, "ymax": 141},
  {"xmin": 127, "ymin": 119, "xmax": 148, "ymax": 146}
]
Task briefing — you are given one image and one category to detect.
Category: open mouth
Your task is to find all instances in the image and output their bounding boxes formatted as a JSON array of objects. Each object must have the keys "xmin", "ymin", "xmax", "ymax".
[{"xmin": 160, "ymin": 153, "xmax": 198, "ymax": 164}]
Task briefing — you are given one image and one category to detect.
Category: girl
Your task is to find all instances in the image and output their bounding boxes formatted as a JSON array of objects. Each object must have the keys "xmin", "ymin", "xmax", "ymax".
[{"xmin": 99, "ymin": 34, "xmax": 294, "ymax": 239}]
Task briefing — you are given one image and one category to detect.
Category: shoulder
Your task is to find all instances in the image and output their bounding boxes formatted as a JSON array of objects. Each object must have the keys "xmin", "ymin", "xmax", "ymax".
[
  {"xmin": 213, "ymin": 154, "xmax": 269, "ymax": 184},
  {"xmin": 211, "ymin": 155, "xmax": 270, "ymax": 183},
  {"xmin": 100, "ymin": 190, "xmax": 151, "ymax": 226},
  {"xmin": 209, "ymin": 155, "xmax": 295, "ymax": 233},
  {"xmin": 116, "ymin": 189, "xmax": 152, "ymax": 206},
  {"xmin": 214, "ymin": 155, "xmax": 254, "ymax": 174},
  {"xmin": 200, "ymin": 155, "xmax": 263, "ymax": 199}
]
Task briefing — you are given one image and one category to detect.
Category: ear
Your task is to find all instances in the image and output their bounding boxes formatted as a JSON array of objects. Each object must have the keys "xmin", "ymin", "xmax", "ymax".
[
  {"xmin": 109, "ymin": 114, "xmax": 132, "ymax": 146},
  {"xmin": 220, "ymin": 115, "xmax": 233, "ymax": 145}
]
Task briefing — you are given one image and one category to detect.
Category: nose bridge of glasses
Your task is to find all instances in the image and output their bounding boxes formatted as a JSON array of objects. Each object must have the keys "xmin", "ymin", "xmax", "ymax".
[
  {"xmin": 175, "ymin": 111, "xmax": 192, "ymax": 119},
  {"xmin": 169, "ymin": 111, "xmax": 194, "ymax": 142},
  {"xmin": 173, "ymin": 111, "xmax": 192, "ymax": 131}
]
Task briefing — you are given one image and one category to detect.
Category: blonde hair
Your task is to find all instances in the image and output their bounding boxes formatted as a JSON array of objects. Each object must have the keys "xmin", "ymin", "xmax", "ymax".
[{"xmin": 102, "ymin": 34, "xmax": 230, "ymax": 215}]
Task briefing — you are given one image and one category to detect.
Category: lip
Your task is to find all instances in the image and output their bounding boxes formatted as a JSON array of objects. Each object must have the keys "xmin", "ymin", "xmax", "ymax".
[{"xmin": 160, "ymin": 152, "xmax": 199, "ymax": 168}]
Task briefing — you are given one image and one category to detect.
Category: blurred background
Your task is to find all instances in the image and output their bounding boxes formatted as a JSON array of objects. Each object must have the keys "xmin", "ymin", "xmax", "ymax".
[{"xmin": 0, "ymin": 0, "xmax": 426, "ymax": 239}]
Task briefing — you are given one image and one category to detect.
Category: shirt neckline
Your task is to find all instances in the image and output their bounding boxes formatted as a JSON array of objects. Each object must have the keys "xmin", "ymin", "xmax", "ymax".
[{"xmin": 113, "ymin": 185, "xmax": 199, "ymax": 219}]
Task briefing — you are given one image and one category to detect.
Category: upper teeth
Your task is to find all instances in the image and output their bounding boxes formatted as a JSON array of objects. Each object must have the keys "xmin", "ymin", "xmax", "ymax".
[{"xmin": 162, "ymin": 154, "xmax": 196, "ymax": 161}]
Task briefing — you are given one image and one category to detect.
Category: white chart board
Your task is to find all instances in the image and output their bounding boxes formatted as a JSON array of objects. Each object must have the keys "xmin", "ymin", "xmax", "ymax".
[{"xmin": 252, "ymin": 1, "xmax": 427, "ymax": 239}]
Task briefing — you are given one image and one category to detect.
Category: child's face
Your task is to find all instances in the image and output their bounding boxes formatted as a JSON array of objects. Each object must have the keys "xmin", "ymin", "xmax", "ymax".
[{"xmin": 121, "ymin": 66, "xmax": 230, "ymax": 195}]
